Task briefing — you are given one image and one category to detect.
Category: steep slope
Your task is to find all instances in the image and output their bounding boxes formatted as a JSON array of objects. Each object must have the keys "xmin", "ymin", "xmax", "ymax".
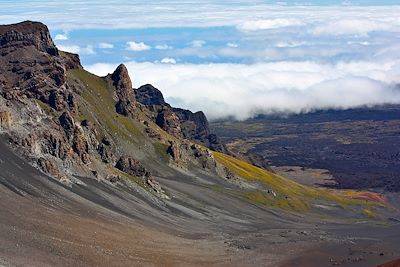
[{"xmin": 1, "ymin": 21, "xmax": 399, "ymax": 267}]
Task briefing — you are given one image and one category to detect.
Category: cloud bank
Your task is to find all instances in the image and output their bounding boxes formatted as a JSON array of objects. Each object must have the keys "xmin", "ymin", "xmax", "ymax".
[
  {"xmin": 3, "ymin": 1, "xmax": 400, "ymax": 31},
  {"xmin": 86, "ymin": 60, "xmax": 400, "ymax": 120}
]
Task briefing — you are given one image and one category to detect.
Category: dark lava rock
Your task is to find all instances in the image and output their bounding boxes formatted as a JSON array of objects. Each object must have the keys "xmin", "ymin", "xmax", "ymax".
[
  {"xmin": 135, "ymin": 84, "xmax": 228, "ymax": 153},
  {"xmin": 97, "ymin": 143, "xmax": 114, "ymax": 163},
  {"xmin": 0, "ymin": 21, "xmax": 58, "ymax": 55},
  {"xmin": 49, "ymin": 90, "xmax": 66, "ymax": 111},
  {"xmin": 59, "ymin": 111, "xmax": 74, "ymax": 140},
  {"xmin": 0, "ymin": 21, "xmax": 66, "ymax": 102},
  {"xmin": 135, "ymin": 84, "xmax": 166, "ymax": 108},
  {"xmin": 41, "ymin": 132, "xmax": 71, "ymax": 160},
  {"xmin": 111, "ymin": 64, "xmax": 136, "ymax": 117},
  {"xmin": 155, "ymin": 106, "xmax": 182, "ymax": 138},
  {"xmin": 115, "ymin": 156, "xmax": 150, "ymax": 178},
  {"xmin": 60, "ymin": 51, "xmax": 82, "ymax": 70},
  {"xmin": 106, "ymin": 175, "xmax": 121, "ymax": 183},
  {"xmin": 37, "ymin": 157, "xmax": 59, "ymax": 176}
]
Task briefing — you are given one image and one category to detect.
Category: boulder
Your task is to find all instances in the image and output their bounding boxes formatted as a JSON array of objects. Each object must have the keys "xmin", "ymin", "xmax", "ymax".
[
  {"xmin": 115, "ymin": 156, "xmax": 150, "ymax": 178},
  {"xmin": 37, "ymin": 157, "xmax": 59, "ymax": 176}
]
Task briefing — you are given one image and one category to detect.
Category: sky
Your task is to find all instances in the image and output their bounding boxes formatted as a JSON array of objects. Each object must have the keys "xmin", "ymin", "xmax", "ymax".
[{"xmin": 1, "ymin": 0, "xmax": 400, "ymax": 120}]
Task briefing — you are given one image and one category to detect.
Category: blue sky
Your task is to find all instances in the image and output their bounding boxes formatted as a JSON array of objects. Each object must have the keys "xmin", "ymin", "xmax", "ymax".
[{"xmin": 1, "ymin": 0, "xmax": 400, "ymax": 119}]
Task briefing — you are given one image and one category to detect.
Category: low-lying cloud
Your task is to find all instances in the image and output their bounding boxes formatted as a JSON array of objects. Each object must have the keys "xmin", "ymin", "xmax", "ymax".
[
  {"xmin": 311, "ymin": 19, "xmax": 393, "ymax": 36},
  {"xmin": 86, "ymin": 60, "xmax": 400, "ymax": 121},
  {"xmin": 237, "ymin": 19, "xmax": 302, "ymax": 31}
]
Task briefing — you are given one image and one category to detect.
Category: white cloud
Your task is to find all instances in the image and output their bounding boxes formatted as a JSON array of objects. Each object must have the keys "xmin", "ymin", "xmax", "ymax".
[
  {"xmin": 98, "ymin": 42, "xmax": 114, "ymax": 49},
  {"xmin": 57, "ymin": 44, "xmax": 80, "ymax": 54},
  {"xmin": 312, "ymin": 19, "xmax": 393, "ymax": 36},
  {"xmin": 58, "ymin": 44, "xmax": 95, "ymax": 55},
  {"xmin": 86, "ymin": 60, "xmax": 400, "ymax": 120},
  {"xmin": 126, "ymin": 41, "xmax": 151, "ymax": 51},
  {"xmin": 81, "ymin": 45, "xmax": 95, "ymax": 55},
  {"xmin": 161, "ymin": 57, "xmax": 177, "ymax": 64},
  {"xmin": 275, "ymin": 41, "xmax": 307, "ymax": 48},
  {"xmin": 2, "ymin": 2, "xmax": 400, "ymax": 31},
  {"xmin": 190, "ymin": 40, "xmax": 206, "ymax": 48},
  {"xmin": 227, "ymin": 42, "xmax": 238, "ymax": 48},
  {"xmin": 55, "ymin": 33, "xmax": 68, "ymax": 40},
  {"xmin": 155, "ymin": 44, "xmax": 173, "ymax": 50},
  {"xmin": 237, "ymin": 19, "xmax": 302, "ymax": 31}
]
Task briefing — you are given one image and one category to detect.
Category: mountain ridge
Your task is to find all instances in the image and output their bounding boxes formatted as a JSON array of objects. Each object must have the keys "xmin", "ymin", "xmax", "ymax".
[{"xmin": 0, "ymin": 21, "xmax": 399, "ymax": 267}]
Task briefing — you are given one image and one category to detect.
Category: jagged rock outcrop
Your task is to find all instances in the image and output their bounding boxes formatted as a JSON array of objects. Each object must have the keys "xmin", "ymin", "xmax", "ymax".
[
  {"xmin": 72, "ymin": 126, "xmax": 90, "ymax": 164},
  {"xmin": 136, "ymin": 84, "xmax": 166, "ymax": 110},
  {"xmin": 60, "ymin": 51, "xmax": 82, "ymax": 70},
  {"xmin": 156, "ymin": 106, "xmax": 182, "ymax": 138},
  {"xmin": 40, "ymin": 132, "xmax": 72, "ymax": 160},
  {"xmin": 0, "ymin": 20, "xmax": 227, "ymax": 194},
  {"xmin": 37, "ymin": 157, "xmax": 59, "ymax": 176},
  {"xmin": 135, "ymin": 84, "xmax": 228, "ymax": 153},
  {"xmin": 0, "ymin": 21, "xmax": 66, "ymax": 103},
  {"xmin": 115, "ymin": 156, "xmax": 163, "ymax": 193},
  {"xmin": 115, "ymin": 156, "xmax": 150, "ymax": 178},
  {"xmin": 167, "ymin": 141, "xmax": 180, "ymax": 162},
  {"xmin": 111, "ymin": 64, "xmax": 137, "ymax": 117},
  {"xmin": 0, "ymin": 21, "xmax": 58, "ymax": 55},
  {"xmin": 97, "ymin": 144, "xmax": 114, "ymax": 163},
  {"xmin": 59, "ymin": 111, "xmax": 75, "ymax": 140}
]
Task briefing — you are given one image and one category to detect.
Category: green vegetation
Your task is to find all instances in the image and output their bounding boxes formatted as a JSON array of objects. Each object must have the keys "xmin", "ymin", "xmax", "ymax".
[
  {"xmin": 35, "ymin": 99, "xmax": 52, "ymax": 114},
  {"xmin": 68, "ymin": 69, "xmax": 145, "ymax": 145},
  {"xmin": 153, "ymin": 142, "xmax": 170, "ymax": 163},
  {"xmin": 212, "ymin": 151, "xmax": 384, "ymax": 214}
]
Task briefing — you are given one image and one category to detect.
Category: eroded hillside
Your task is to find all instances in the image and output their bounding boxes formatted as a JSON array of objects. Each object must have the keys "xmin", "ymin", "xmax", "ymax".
[{"xmin": 1, "ymin": 21, "xmax": 399, "ymax": 267}]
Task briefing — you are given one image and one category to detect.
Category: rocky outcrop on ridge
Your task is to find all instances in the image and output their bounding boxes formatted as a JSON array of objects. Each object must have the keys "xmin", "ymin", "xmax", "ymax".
[
  {"xmin": 0, "ymin": 20, "xmax": 230, "ymax": 197},
  {"xmin": 135, "ymin": 84, "xmax": 228, "ymax": 153},
  {"xmin": 111, "ymin": 64, "xmax": 137, "ymax": 117}
]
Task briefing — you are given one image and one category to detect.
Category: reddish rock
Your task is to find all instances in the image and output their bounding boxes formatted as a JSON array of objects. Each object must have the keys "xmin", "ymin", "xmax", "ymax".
[
  {"xmin": 72, "ymin": 127, "xmax": 90, "ymax": 164},
  {"xmin": 167, "ymin": 141, "xmax": 180, "ymax": 162},
  {"xmin": 0, "ymin": 21, "xmax": 66, "ymax": 103},
  {"xmin": 37, "ymin": 157, "xmax": 59, "ymax": 176},
  {"xmin": 377, "ymin": 259, "xmax": 400, "ymax": 267}
]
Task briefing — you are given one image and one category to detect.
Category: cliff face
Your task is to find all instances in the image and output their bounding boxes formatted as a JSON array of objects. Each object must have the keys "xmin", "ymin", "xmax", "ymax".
[
  {"xmin": 0, "ymin": 21, "xmax": 58, "ymax": 55},
  {"xmin": 0, "ymin": 21, "xmax": 83, "ymax": 112},
  {"xmin": 0, "ymin": 20, "xmax": 228, "ymax": 195}
]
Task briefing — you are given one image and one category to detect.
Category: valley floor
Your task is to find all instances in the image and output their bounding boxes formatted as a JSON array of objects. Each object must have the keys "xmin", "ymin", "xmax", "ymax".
[{"xmin": 1, "ymin": 137, "xmax": 400, "ymax": 267}]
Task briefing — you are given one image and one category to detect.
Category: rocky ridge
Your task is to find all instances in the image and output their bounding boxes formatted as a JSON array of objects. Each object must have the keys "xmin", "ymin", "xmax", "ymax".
[{"xmin": 0, "ymin": 21, "xmax": 230, "ymax": 196}]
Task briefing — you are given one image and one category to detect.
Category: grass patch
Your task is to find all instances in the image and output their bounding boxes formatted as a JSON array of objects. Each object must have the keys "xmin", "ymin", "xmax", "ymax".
[
  {"xmin": 212, "ymin": 151, "xmax": 383, "ymax": 212},
  {"xmin": 153, "ymin": 142, "xmax": 170, "ymax": 163},
  {"xmin": 68, "ymin": 69, "xmax": 145, "ymax": 144}
]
